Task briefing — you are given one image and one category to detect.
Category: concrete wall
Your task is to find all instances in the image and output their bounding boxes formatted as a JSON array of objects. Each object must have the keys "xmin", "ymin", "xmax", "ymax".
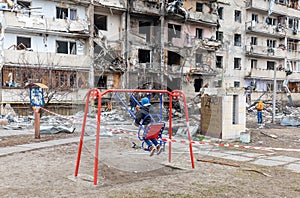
[{"xmin": 201, "ymin": 88, "xmax": 246, "ymax": 140}]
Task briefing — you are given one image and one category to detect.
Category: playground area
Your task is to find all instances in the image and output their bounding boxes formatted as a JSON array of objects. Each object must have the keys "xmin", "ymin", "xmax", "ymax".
[
  {"xmin": 0, "ymin": 125, "xmax": 300, "ymax": 197},
  {"xmin": 0, "ymin": 89, "xmax": 300, "ymax": 197}
]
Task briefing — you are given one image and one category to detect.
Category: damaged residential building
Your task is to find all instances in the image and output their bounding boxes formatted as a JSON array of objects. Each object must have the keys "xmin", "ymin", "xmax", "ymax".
[
  {"xmin": 0, "ymin": 0, "xmax": 92, "ymax": 110},
  {"xmin": 0, "ymin": 0, "xmax": 300, "ymax": 108}
]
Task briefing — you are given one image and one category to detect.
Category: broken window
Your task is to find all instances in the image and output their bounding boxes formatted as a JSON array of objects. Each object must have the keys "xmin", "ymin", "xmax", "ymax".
[
  {"xmin": 251, "ymin": 59, "xmax": 257, "ymax": 69},
  {"xmin": 287, "ymin": 39, "xmax": 299, "ymax": 52},
  {"xmin": 267, "ymin": 39, "xmax": 276, "ymax": 48},
  {"xmin": 139, "ymin": 21, "xmax": 151, "ymax": 42},
  {"xmin": 218, "ymin": 7, "xmax": 224, "ymax": 19},
  {"xmin": 266, "ymin": 17, "xmax": 277, "ymax": 25},
  {"xmin": 94, "ymin": 15, "xmax": 107, "ymax": 31},
  {"xmin": 196, "ymin": 28, "xmax": 203, "ymax": 39},
  {"xmin": 138, "ymin": 49, "xmax": 151, "ymax": 63},
  {"xmin": 96, "ymin": 76, "xmax": 107, "ymax": 89},
  {"xmin": 216, "ymin": 31, "xmax": 223, "ymax": 42},
  {"xmin": 56, "ymin": 7, "xmax": 68, "ymax": 19},
  {"xmin": 251, "ymin": 37, "xmax": 257, "ymax": 45},
  {"xmin": 252, "ymin": 13, "xmax": 258, "ymax": 22},
  {"xmin": 168, "ymin": 23, "xmax": 181, "ymax": 42},
  {"xmin": 70, "ymin": 9, "xmax": 77, "ymax": 20},
  {"xmin": 234, "ymin": 34, "xmax": 241, "ymax": 46},
  {"xmin": 17, "ymin": 1, "xmax": 31, "ymax": 8},
  {"xmin": 234, "ymin": 10, "xmax": 241, "ymax": 23},
  {"xmin": 196, "ymin": 2, "xmax": 203, "ymax": 12},
  {"xmin": 216, "ymin": 56, "xmax": 223, "ymax": 68},
  {"xmin": 234, "ymin": 81, "xmax": 240, "ymax": 87},
  {"xmin": 194, "ymin": 78, "xmax": 203, "ymax": 92},
  {"xmin": 267, "ymin": 61, "xmax": 275, "ymax": 70},
  {"xmin": 234, "ymin": 58, "xmax": 241, "ymax": 69},
  {"xmin": 17, "ymin": 36, "xmax": 31, "ymax": 50},
  {"xmin": 167, "ymin": 51, "xmax": 181, "ymax": 65},
  {"xmin": 56, "ymin": 41, "xmax": 77, "ymax": 55},
  {"xmin": 195, "ymin": 53, "xmax": 203, "ymax": 65}
]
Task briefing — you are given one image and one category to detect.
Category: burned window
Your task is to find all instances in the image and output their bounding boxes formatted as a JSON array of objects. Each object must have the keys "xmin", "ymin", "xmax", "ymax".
[
  {"xmin": 167, "ymin": 51, "xmax": 181, "ymax": 65},
  {"xmin": 17, "ymin": 36, "xmax": 31, "ymax": 50},
  {"xmin": 251, "ymin": 37, "xmax": 257, "ymax": 45},
  {"xmin": 139, "ymin": 21, "xmax": 151, "ymax": 42},
  {"xmin": 94, "ymin": 15, "xmax": 107, "ymax": 31},
  {"xmin": 195, "ymin": 53, "xmax": 203, "ymax": 65},
  {"xmin": 56, "ymin": 7, "xmax": 68, "ymax": 19},
  {"xmin": 196, "ymin": 2, "xmax": 203, "ymax": 12},
  {"xmin": 216, "ymin": 56, "xmax": 223, "ymax": 68},
  {"xmin": 234, "ymin": 34, "xmax": 241, "ymax": 46},
  {"xmin": 234, "ymin": 58, "xmax": 241, "ymax": 69},
  {"xmin": 196, "ymin": 28, "xmax": 203, "ymax": 39},
  {"xmin": 56, "ymin": 41, "xmax": 77, "ymax": 55},
  {"xmin": 234, "ymin": 10, "xmax": 241, "ymax": 23},
  {"xmin": 267, "ymin": 61, "xmax": 275, "ymax": 70},
  {"xmin": 216, "ymin": 31, "xmax": 223, "ymax": 42},
  {"xmin": 168, "ymin": 23, "xmax": 181, "ymax": 42},
  {"xmin": 138, "ymin": 49, "xmax": 151, "ymax": 63},
  {"xmin": 251, "ymin": 59, "xmax": 257, "ymax": 69}
]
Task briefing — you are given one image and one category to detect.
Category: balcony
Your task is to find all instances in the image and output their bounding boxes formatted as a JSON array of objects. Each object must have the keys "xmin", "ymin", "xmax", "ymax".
[
  {"xmin": 245, "ymin": 21, "xmax": 285, "ymax": 38},
  {"xmin": 188, "ymin": 12, "xmax": 218, "ymax": 26},
  {"xmin": 130, "ymin": 0, "xmax": 160, "ymax": 16},
  {"xmin": 246, "ymin": 0, "xmax": 300, "ymax": 16},
  {"xmin": 245, "ymin": 45, "xmax": 285, "ymax": 59},
  {"xmin": 247, "ymin": 68, "xmax": 300, "ymax": 81},
  {"xmin": 3, "ymin": 49, "xmax": 91, "ymax": 69},
  {"xmin": 4, "ymin": 12, "xmax": 89, "ymax": 37}
]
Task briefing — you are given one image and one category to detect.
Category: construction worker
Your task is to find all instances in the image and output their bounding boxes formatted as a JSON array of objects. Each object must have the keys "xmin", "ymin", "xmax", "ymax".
[{"xmin": 256, "ymin": 98, "xmax": 264, "ymax": 124}]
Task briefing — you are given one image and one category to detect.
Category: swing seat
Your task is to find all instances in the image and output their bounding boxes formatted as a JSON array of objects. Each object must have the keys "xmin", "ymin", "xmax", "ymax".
[{"xmin": 144, "ymin": 123, "xmax": 165, "ymax": 140}]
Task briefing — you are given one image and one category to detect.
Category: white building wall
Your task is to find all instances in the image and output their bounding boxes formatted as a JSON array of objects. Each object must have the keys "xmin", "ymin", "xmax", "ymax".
[{"xmin": 32, "ymin": 0, "xmax": 86, "ymax": 20}]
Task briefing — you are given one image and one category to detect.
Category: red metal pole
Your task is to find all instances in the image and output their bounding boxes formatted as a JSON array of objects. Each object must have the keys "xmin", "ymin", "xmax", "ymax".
[
  {"xmin": 168, "ymin": 95, "xmax": 173, "ymax": 163},
  {"xmin": 180, "ymin": 91, "xmax": 195, "ymax": 169},
  {"xmin": 75, "ymin": 89, "xmax": 93, "ymax": 177},
  {"xmin": 94, "ymin": 93, "xmax": 102, "ymax": 185}
]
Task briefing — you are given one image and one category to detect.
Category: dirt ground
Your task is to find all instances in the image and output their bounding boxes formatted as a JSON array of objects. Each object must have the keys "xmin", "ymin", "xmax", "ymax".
[{"xmin": 0, "ymin": 119, "xmax": 300, "ymax": 197}]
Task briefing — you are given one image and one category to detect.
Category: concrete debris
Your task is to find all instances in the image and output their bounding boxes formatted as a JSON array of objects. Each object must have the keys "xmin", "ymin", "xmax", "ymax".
[
  {"xmin": 40, "ymin": 126, "xmax": 75, "ymax": 134},
  {"xmin": 280, "ymin": 117, "xmax": 300, "ymax": 126}
]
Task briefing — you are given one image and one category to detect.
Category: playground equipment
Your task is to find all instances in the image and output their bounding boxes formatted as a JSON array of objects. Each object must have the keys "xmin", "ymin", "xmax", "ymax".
[
  {"xmin": 115, "ymin": 92, "xmax": 166, "ymax": 151},
  {"xmin": 74, "ymin": 88, "xmax": 195, "ymax": 185}
]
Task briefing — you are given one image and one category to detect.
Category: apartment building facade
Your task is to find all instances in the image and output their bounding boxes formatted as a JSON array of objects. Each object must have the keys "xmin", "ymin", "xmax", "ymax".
[{"xmin": 0, "ymin": 0, "xmax": 299, "ymax": 106}]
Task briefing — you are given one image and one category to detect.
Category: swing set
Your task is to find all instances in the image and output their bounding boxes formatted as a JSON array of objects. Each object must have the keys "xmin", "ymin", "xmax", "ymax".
[
  {"xmin": 114, "ymin": 91, "xmax": 165, "ymax": 151},
  {"xmin": 74, "ymin": 88, "xmax": 195, "ymax": 185}
]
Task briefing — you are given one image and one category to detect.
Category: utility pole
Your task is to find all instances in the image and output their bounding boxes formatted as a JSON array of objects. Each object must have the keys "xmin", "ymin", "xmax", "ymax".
[{"xmin": 160, "ymin": 0, "xmax": 165, "ymax": 89}]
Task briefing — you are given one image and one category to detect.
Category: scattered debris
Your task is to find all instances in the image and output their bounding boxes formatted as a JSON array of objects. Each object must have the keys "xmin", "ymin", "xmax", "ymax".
[
  {"xmin": 242, "ymin": 169, "xmax": 272, "ymax": 177},
  {"xmin": 197, "ymin": 157, "xmax": 240, "ymax": 167}
]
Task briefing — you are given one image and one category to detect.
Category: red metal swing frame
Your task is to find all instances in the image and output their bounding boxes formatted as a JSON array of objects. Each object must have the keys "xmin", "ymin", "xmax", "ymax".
[{"xmin": 74, "ymin": 88, "xmax": 195, "ymax": 185}]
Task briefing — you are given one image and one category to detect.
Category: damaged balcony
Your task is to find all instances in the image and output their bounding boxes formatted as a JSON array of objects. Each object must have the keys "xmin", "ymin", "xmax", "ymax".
[
  {"xmin": 130, "ymin": 0, "xmax": 161, "ymax": 16},
  {"xmin": 245, "ymin": 45, "xmax": 285, "ymax": 59},
  {"xmin": 246, "ymin": 0, "xmax": 300, "ymax": 16},
  {"xmin": 4, "ymin": 11, "xmax": 89, "ymax": 36},
  {"xmin": 188, "ymin": 11, "xmax": 219, "ymax": 26},
  {"xmin": 3, "ymin": 49, "xmax": 91, "ymax": 69}
]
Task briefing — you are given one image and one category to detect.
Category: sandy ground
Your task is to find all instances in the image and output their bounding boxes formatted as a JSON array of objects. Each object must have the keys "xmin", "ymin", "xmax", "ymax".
[{"xmin": 0, "ymin": 119, "xmax": 300, "ymax": 198}]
